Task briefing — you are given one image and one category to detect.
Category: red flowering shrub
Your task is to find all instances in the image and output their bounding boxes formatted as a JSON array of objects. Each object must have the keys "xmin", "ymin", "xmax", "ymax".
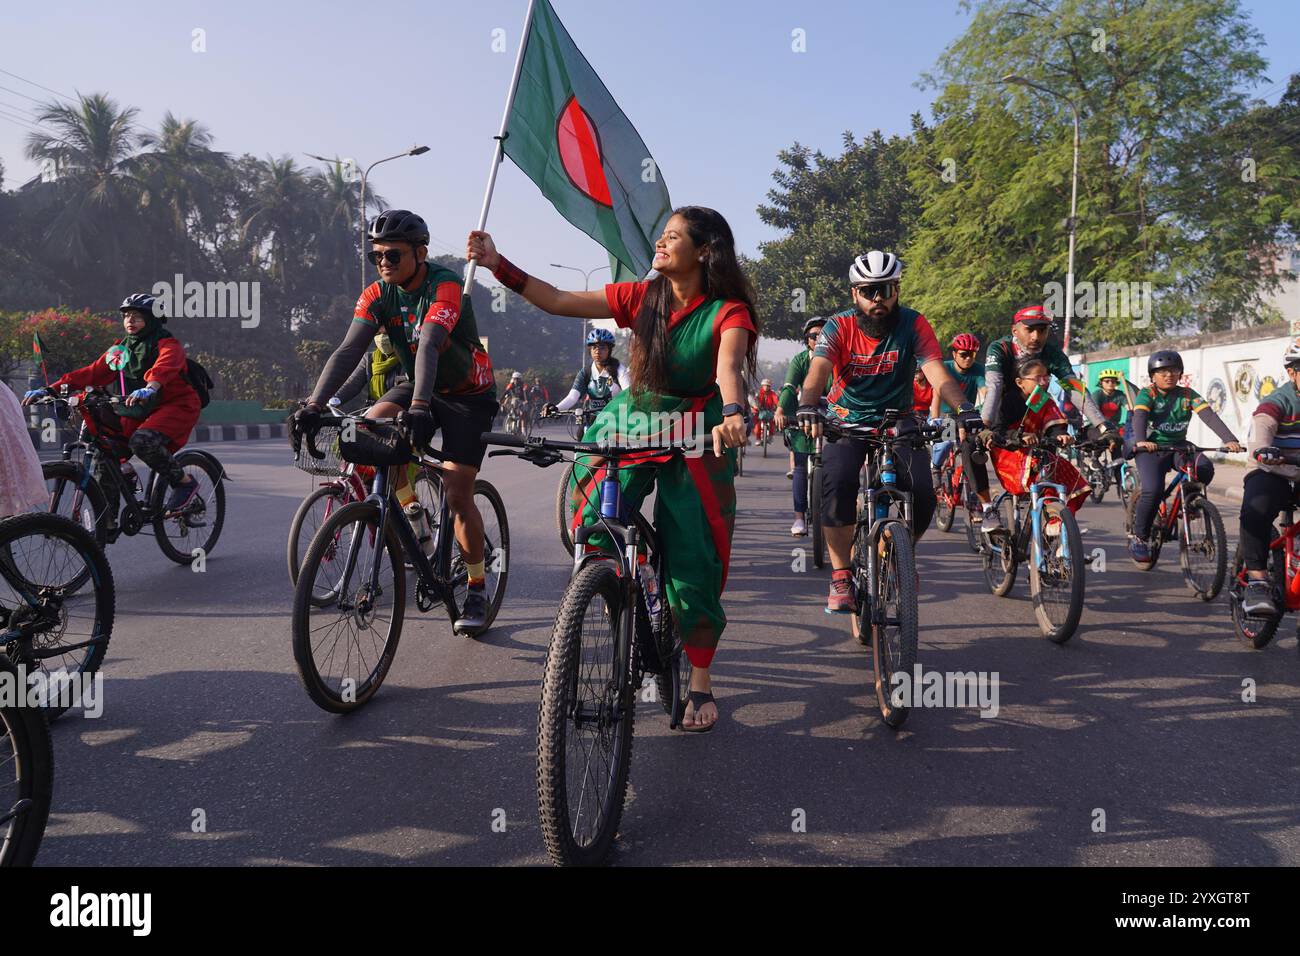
[{"xmin": 21, "ymin": 308, "xmax": 120, "ymax": 380}]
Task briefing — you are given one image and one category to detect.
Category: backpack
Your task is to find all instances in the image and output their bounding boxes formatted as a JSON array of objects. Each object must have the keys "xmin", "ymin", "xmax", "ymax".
[{"xmin": 185, "ymin": 358, "xmax": 214, "ymax": 408}]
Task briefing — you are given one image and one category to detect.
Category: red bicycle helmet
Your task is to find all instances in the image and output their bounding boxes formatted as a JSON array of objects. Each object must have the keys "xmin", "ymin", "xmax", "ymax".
[{"xmin": 950, "ymin": 333, "xmax": 980, "ymax": 352}]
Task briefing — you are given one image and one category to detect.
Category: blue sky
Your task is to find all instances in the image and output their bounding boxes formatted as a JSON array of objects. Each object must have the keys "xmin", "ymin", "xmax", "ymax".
[{"xmin": 1, "ymin": 0, "xmax": 1297, "ymax": 358}]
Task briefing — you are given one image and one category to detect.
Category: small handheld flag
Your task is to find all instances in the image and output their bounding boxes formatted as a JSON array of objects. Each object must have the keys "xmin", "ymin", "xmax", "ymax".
[
  {"xmin": 32, "ymin": 331, "xmax": 48, "ymax": 385},
  {"xmin": 1026, "ymin": 384, "xmax": 1050, "ymax": 413}
]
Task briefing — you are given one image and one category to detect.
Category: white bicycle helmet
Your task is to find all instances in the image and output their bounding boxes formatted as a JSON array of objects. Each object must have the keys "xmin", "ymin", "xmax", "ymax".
[
  {"xmin": 1285, "ymin": 338, "xmax": 1300, "ymax": 368},
  {"xmin": 849, "ymin": 251, "xmax": 902, "ymax": 286}
]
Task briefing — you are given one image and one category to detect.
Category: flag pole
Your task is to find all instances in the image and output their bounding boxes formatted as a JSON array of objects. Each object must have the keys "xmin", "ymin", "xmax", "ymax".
[{"xmin": 464, "ymin": 0, "xmax": 538, "ymax": 292}]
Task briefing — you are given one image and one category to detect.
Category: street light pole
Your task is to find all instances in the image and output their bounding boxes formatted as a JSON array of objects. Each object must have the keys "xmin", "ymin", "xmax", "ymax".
[
  {"xmin": 306, "ymin": 145, "xmax": 430, "ymax": 290},
  {"xmin": 551, "ymin": 263, "xmax": 611, "ymax": 365},
  {"xmin": 1002, "ymin": 74, "xmax": 1081, "ymax": 353}
]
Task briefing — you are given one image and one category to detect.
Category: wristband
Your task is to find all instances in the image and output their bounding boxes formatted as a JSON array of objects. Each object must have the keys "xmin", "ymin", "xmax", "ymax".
[
  {"xmin": 493, "ymin": 255, "xmax": 529, "ymax": 295},
  {"xmin": 721, "ymin": 402, "xmax": 745, "ymax": 419}
]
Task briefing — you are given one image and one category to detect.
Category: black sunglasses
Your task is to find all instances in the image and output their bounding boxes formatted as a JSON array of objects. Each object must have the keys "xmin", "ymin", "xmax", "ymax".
[
  {"xmin": 954, "ymin": 349, "xmax": 976, "ymax": 358},
  {"xmin": 367, "ymin": 249, "xmax": 407, "ymax": 266},
  {"xmin": 854, "ymin": 282, "xmax": 897, "ymax": 301}
]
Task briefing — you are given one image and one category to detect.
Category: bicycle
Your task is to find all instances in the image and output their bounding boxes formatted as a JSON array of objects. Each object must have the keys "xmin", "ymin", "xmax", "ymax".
[
  {"xmin": 502, "ymin": 395, "xmax": 533, "ymax": 438},
  {"xmin": 784, "ymin": 428, "xmax": 827, "ymax": 564},
  {"xmin": 1076, "ymin": 439, "xmax": 1113, "ymax": 502},
  {"xmin": 818, "ymin": 410, "xmax": 931, "ymax": 729},
  {"xmin": 484, "ymin": 430, "xmax": 693, "ymax": 866},
  {"xmin": 290, "ymin": 414, "xmax": 510, "ymax": 713},
  {"xmin": 977, "ymin": 432, "xmax": 1086, "ymax": 644},
  {"xmin": 0, "ymin": 511, "xmax": 114, "ymax": 721},
  {"xmin": 0, "ymin": 653, "xmax": 52, "ymax": 866},
  {"xmin": 33, "ymin": 386, "xmax": 228, "ymax": 569},
  {"xmin": 1228, "ymin": 449, "xmax": 1300, "ymax": 649},
  {"xmin": 1124, "ymin": 442, "xmax": 1229, "ymax": 599},
  {"xmin": 548, "ymin": 406, "xmax": 599, "ymax": 556},
  {"xmin": 932, "ymin": 427, "xmax": 984, "ymax": 553},
  {"xmin": 755, "ymin": 411, "xmax": 775, "ymax": 457}
]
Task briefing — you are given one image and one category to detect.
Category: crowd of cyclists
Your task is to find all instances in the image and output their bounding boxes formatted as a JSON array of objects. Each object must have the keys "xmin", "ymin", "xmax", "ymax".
[{"xmin": 9, "ymin": 200, "xmax": 1300, "ymax": 865}]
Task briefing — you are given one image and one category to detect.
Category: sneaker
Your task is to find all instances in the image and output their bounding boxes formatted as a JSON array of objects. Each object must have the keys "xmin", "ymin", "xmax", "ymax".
[
  {"xmin": 980, "ymin": 506, "xmax": 1003, "ymax": 536},
  {"xmin": 1241, "ymin": 580, "xmax": 1278, "ymax": 617},
  {"xmin": 825, "ymin": 570, "xmax": 855, "ymax": 614},
  {"xmin": 791, "ymin": 516, "xmax": 808, "ymax": 536},
  {"xmin": 1130, "ymin": 538, "xmax": 1151, "ymax": 563},
  {"xmin": 455, "ymin": 587, "xmax": 490, "ymax": 633},
  {"xmin": 165, "ymin": 476, "xmax": 200, "ymax": 514}
]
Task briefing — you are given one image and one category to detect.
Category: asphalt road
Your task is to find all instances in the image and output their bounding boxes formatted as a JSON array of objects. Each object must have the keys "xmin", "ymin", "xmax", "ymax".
[{"xmin": 37, "ymin": 429, "xmax": 1300, "ymax": 866}]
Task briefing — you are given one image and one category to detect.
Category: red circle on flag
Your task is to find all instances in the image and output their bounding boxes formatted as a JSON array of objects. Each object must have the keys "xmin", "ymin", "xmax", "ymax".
[{"xmin": 556, "ymin": 95, "xmax": 613, "ymax": 208}]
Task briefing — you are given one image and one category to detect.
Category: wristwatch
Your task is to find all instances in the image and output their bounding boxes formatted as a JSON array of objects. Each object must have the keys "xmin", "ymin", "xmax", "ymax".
[{"xmin": 721, "ymin": 402, "xmax": 745, "ymax": 419}]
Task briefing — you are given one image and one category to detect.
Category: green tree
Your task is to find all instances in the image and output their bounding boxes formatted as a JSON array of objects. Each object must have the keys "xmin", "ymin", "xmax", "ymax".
[
  {"xmin": 136, "ymin": 112, "xmax": 228, "ymax": 274},
  {"xmin": 749, "ymin": 131, "xmax": 920, "ymax": 339},
  {"xmin": 22, "ymin": 309, "xmax": 120, "ymax": 379}
]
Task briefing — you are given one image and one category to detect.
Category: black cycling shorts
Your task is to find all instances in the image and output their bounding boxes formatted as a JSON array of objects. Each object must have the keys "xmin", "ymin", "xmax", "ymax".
[{"xmin": 376, "ymin": 382, "xmax": 499, "ymax": 469}]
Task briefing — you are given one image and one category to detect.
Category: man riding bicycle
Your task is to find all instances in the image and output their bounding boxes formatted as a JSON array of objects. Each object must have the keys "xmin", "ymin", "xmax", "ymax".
[
  {"xmin": 1239, "ymin": 340, "xmax": 1300, "ymax": 615},
  {"xmin": 776, "ymin": 315, "xmax": 827, "ymax": 535},
  {"xmin": 929, "ymin": 332, "xmax": 985, "ymax": 484},
  {"xmin": 549, "ymin": 327, "xmax": 629, "ymax": 418},
  {"xmin": 975, "ymin": 305, "xmax": 1118, "ymax": 536},
  {"xmin": 23, "ymin": 292, "xmax": 203, "ymax": 525},
  {"xmin": 796, "ymin": 251, "xmax": 978, "ymax": 613},
  {"xmin": 1129, "ymin": 349, "xmax": 1241, "ymax": 563},
  {"xmin": 290, "ymin": 209, "xmax": 498, "ymax": 632}
]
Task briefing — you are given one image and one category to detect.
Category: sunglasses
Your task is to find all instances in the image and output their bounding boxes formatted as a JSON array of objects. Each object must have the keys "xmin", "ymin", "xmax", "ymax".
[
  {"xmin": 366, "ymin": 249, "xmax": 407, "ymax": 266},
  {"xmin": 854, "ymin": 282, "xmax": 897, "ymax": 301},
  {"xmin": 954, "ymin": 349, "xmax": 976, "ymax": 358}
]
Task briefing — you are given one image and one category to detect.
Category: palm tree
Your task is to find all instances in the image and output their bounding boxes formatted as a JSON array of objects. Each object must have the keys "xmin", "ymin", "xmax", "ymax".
[
  {"xmin": 137, "ymin": 112, "xmax": 228, "ymax": 273},
  {"xmin": 24, "ymin": 93, "xmax": 143, "ymax": 277},
  {"xmin": 240, "ymin": 155, "xmax": 318, "ymax": 287},
  {"xmin": 312, "ymin": 158, "xmax": 387, "ymax": 288}
]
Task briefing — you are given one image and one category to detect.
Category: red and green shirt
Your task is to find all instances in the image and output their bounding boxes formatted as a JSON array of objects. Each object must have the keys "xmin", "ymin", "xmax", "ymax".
[
  {"xmin": 814, "ymin": 306, "xmax": 942, "ymax": 423},
  {"xmin": 1133, "ymin": 385, "xmax": 1208, "ymax": 446},
  {"xmin": 353, "ymin": 263, "xmax": 494, "ymax": 397}
]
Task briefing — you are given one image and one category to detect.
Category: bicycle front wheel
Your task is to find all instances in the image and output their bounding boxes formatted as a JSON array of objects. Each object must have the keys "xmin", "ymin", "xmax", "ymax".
[
  {"xmin": 1180, "ymin": 497, "xmax": 1227, "ymax": 600},
  {"xmin": 0, "ymin": 513, "xmax": 115, "ymax": 720},
  {"xmin": 810, "ymin": 465, "xmax": 825, "ymax": 568},
  {"xmin": 556, "ymin": 463, "xmax": 576, "ymax": 557},
  {"xmin": 1029, "ymin": 500, "xmax": 1085, "ymax": 643},
  {"xmin": 537, "ymin": 561, "xmax": 634, "ymax": 866},
  {"xmin": 291, "ymin": 501, "xmax": 405, "ymax": 713},
  {"xmin": 863, "ymin": 521, "xmax": 918, "ymax": 729},
  {"xmin": 0, "ymin": 673, "xmax": 53, "ymax": 867}
]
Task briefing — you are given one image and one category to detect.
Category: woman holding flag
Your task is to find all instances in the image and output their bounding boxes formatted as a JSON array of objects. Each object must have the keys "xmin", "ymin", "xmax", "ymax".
[
  {"xmin": 468, "ymin": 207, "xmax": 756, "ymax": 733},
  {"xmin": 23, "ymin": 293, "xmax": 204, "ymax": 522}
]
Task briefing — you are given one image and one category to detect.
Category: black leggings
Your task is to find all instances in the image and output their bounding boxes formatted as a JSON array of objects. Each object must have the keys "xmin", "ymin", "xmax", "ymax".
[
  {"xmin": 820, "ymin": 436, "xmax": 936, "ymax": 539},
  {"xmin": 1239, "ymin": 470, "xmax": 1296, "ymax": 571},
  {"xmin": 95, "ymin": 428, "xmax": 185, "ymax": 522},
  {"xmin": 1132, "ymin": 449, "xmax": 1214, "ymax": 540}
]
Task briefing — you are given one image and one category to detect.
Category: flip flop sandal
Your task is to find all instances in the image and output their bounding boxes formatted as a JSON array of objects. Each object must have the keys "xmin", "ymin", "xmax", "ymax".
[{"xmin": 680, "ymin": 689, "xmax": 717, "ymax": 734}]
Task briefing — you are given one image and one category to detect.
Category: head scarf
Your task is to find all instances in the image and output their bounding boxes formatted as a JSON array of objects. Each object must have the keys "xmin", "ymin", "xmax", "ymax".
[{"xmin": 118, "ymin": 309, "xmax": 173, "ymax": 393}]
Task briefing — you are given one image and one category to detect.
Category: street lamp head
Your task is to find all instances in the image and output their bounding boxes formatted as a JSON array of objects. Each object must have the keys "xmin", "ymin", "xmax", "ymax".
[{"xmin": 409, "ymin": 145, "xmax": 430, "ymax": 156}]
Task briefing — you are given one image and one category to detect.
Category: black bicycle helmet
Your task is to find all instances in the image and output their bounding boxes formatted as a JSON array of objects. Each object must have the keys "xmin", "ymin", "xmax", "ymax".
[
  {"xmin": 802, "ymin": 315, "xmax": 827, "ymax": 335},
  {"xmin": 119, "ymin": 292, "xmax": 161, "ymax": 319},
  {"xmin": 1147, "ymin": 349, "xmax": 1183, "ymax": 375},
  {"xmin": 367, "ymin": 209, "xmax": 430, "ymax": 246}
]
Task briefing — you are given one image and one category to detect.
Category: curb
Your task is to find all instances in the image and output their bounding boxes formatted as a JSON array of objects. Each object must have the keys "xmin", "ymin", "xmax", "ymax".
[{"xmin": 189, "ymin": 423, "xmax": 287, "ymax": 443}]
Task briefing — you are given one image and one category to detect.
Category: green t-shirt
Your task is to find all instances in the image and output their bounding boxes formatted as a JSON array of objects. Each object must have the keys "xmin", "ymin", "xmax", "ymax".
[
  {"xmin": 1091, "ymin": 387, "xmax": 1128, "ymax": 426},
  {"xmin": 985, "ymin": 336, "xmax": 1084, "ymax": 424},
  {"xmin": 1133, "ymin": 385, "xmax": 1208, "ymax": 446},
  {"xmin": 938, "ymin": 359, "xmax": 986, "ymax": 415}
]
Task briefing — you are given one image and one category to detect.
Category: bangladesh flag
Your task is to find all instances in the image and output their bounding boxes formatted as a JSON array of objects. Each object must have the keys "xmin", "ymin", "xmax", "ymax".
[{"xmin": 503, "ymin": 0, "xmax": 673, "ymax": 282}]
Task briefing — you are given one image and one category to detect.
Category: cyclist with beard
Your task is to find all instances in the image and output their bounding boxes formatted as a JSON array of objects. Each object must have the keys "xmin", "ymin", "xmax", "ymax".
[
  {"xmin": 972, "ymin": 305, "xmax": 1118, "ymax": 535},
  {"xmin": 797, "ymin": 251, "xmax": 980, "ymax": 613}
]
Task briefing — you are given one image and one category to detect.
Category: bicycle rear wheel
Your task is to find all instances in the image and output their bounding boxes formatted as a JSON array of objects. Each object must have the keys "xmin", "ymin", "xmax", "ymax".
[
  {"xmin": 1180, "ymin": 497, "xmax": 1227, "ymax": 600},
  {"xmin": 810, "ymin": 465, "xmax": 825, "ymax": 568},
  {"xmin": 0, "ymin": 669, "xmax": 53, "ymax": 867},
  {"xmin": 291, "ymin": 501, "xmax": 405, "ymax": 713},
  {"xmin": 861, "ymin": 520, "xmax": 918, "ymax": 729},
  {"xmin": 0, "ymin": 513, "xmax": 114, "ymax": 720},
  {"xmin": 537, "ymin": 561, "xmax": 634, "ymax": 866},
  {"xmin": 152, "ymin": 451, "xmax": 226, "ymax": 565},
  {"xmin": 556, "ymin": 463, "xmax": 577, "ymax": 557},
  {"xmin": 1228, "ymin": 545, "xmax": 1284, "ymax": 648},
  {"xmin": 1029, "ymin": 499, "xmax": 1085, "ymax": 643},
  {"xmin": 450, "ymin": 479, "xmax": 511, "ymax": 634}
]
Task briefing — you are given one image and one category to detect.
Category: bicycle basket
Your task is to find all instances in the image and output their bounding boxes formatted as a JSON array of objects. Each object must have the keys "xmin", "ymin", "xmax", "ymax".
[
  {"xmin": 294, "ymin": 422, "xmax": 345, "ymax": 476},
  {"xmin": 338, "ymin": 421, "xmax": 412, "ymax": 466}
]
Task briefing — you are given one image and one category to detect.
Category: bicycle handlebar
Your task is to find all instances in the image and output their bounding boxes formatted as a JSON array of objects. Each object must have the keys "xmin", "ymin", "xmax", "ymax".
[{"xmin": 483, "ymin": 431, "xmax": 694, "ymax": 467}]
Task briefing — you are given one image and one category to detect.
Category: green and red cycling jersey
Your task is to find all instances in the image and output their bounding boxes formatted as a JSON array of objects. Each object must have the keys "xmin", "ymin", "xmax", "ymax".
[
  {"xmin": 813, "ymin": 306, "xmax": 942, "ymax": 424},
  {"xmin": 352, "ymin": 263, "xmax": 494, "ymax": 397},
  {"xmin": 1133, "ymin": 385, "xmax": 1209, "ymax": 447},
  {"xmin": 1256, "ymin": 381, "xmax": 1300, "ymax": 443},
  {"xmin": 984, "ymin": 336, "xmax": 1085, "ymax": 425}
]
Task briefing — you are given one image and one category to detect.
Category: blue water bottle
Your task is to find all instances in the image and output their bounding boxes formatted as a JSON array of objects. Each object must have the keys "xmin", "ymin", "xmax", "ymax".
[{"xmin": 599, "ymin": 477, "xmax": 621, "ymax": 520}]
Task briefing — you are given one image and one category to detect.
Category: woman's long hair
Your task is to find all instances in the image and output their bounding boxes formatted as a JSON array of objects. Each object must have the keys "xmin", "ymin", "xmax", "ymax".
[{"xmin": 629, "ymin": 206, "xmax": 759, "ymax": 394}]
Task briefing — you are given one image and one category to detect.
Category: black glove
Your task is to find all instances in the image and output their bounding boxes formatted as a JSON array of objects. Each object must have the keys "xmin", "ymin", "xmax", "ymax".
[
  {"xmin": 401, "ymin": 405, "xmax": 436, "ymax": 449},
  {"xmin": 796, "ymin": 404, "xmax": 820, "ymax": 429},
  {"xmin": 289, "ymin": 403, "xmax": 321, "ymax": 451},
  {"xmin": 542, "ymin": 403, "xmax": 559, "ymax": 418}
]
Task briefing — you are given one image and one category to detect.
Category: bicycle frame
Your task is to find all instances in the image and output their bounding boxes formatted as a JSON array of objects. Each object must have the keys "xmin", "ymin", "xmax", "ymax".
[{"xmin": 54, "ymin": 416, "xmax": 162, "ymax": 535}]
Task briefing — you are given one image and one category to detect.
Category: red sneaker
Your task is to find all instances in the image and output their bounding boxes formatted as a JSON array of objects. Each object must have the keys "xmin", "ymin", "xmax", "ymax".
[{"xmin": 826, "ymin": 569, "xmax": 855, "ymax": 614}]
